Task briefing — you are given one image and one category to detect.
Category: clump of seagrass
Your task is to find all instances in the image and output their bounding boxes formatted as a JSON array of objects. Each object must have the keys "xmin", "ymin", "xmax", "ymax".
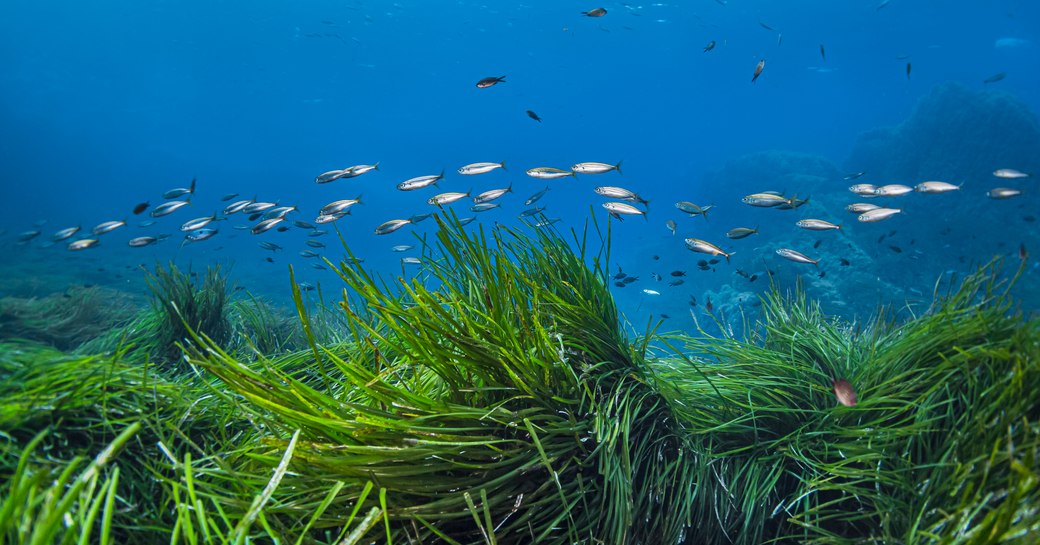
[
  {"xmin": 0, "ymin": 285, "xmax": 139, "ymax": 350},
  {"xmin": 187, "ymin": 214, "xmax": 695, "ymax": 544},
  {"xmin": 231, "ymin": 296, "xmax": 306, "ymax": 356},
  {"xmin": 146, "ymin": 262, "xmax": 232, "ymax": 365}
]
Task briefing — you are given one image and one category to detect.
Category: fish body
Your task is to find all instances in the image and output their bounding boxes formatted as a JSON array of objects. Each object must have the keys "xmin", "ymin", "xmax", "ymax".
[
  {"xmin": 573, "ymin": 161, "xmax": 622, "ymax": 174},
  {"xmin": 534, "ymin": 217, "xmax": 561, "ymax": 227},
  {"xmin": 223, "ymin": 199, "xmax": 254, "ymax": 215},
  {"xmin": 68, "ymin": 239, "xmax": 99, "ymax": 251},
  {"xmin": 263, "ymin": 206, "xmax": 298, "ymax": 220},
  {"xmin": 518, "ymin": 206, "xmax": 546, "ymax": 218},
  {"xmin": 92, "ymin": 220, "xmax": 127, "ymax": 235},
  {"xmin": 347, "ymin": 163, "xmax": 379, "ymax": 177},
  {"xmin": 458, "ymin": 162, "xmax": 506, "ymax": 175},
  {"xmin": 582, "ymin": 7, "xmax": 607, "ymax": 17},
  {"xmin": 180, "ymin": 214, "xmax": 219, "ymax": 232},
  {"xmin": 726, "ymin": 227, "xmax": 759, "ymax": 239},
  {"xmin": 987, "ymin": 187, "xmax": 1022, "ymax": 199},
  {"xmin": 374, "ymin": 219, "xmax": 412, "ymax": 235},
  {"xmin": 526, "ymin": 167, "xmax": 575, "ymax": 180},
  {"xmin": 52, "ymin": 226, "xmax": 81, "ymax": 241},
  {"xmin": 476, "ymin": 76, "xmax": 506, "ymax": 88},
  {"xmin": 833, "ymin": 378, "xmax": 857, "ymax": 407},
  {"xmin": 258, "ymin": 241, "xmax": 282, "ymax": 251},
  {"xmin": 684, "ymin": 238, "xmax": 731, "ymax": 262},
  {"xmin": 796, "ymin": 219, "xmax": 841, "ymax": 231},
  {"xmin": 752, "ymin": 60, "xmax": 765, "ymax": 83},
  {"xmin": 595, "ymin": 186, "xmax": 646, "ymax": 205},
  {"xmin": 299, "ymin": 250, "xmax": 320, "ymax": 258},
  {"xmin": 993, "ymin": 168, "xmax": 1029, "ymax": 179},
  {"xmin": 847, "ymin": 203, "xmax": 881, "ymax": 213},
  {"xmin": 666, "ymin": 220, "xmax": 677, "ymax": 235},
  {"xmin": 391, "ymin": 245, "xmax": 414, "ymax": 252},
  {"xmin": 163, "ymin": 185, "xmax": 194, "ymax": 199},
  {"xmin": 848, "ymin": 184, "xmax": 879, "ymax": 196},
  {"xmin": 133, "ymin": 202, "xmax": 150, "ymax": 215},
  {"xmin": 984, "ymin": 72, "xmax": 1007, "ymax": 84},
  {"xmin": 843, "ymin": 172, "xmax": 866, "ymax": 180},
  {"xmin": 409, "ymin": 213, "xmax": 434, "ymax": 223},
  {"xmin": 906, "ymin": 62, "xmax": 912, "ymax": 79},
  {"xmin": 914, "ymin": 181, "xmax": 960, "ymax": 193},
  {"xmin": 675, "ymin": 201, "xmax": 712, "ymax": 218},
  {"xmin": 458, "ymin": 217, "xmax": 477, "ymax": 226},
  {"xmin": 703, "ymin": 40, "xmax": 716, "ymax": 52},
  {"xmin": 873, "ymin": 184, "xmax": 914, "ymax": 197},
  {"xmin": 305, "ymin": 240, "xmax": 325, "ymax": 248},
  {"xmin": 251, "ymin": 217, "xmax": 285, "ymax": 234},
  {"xmin": 820, "ymin": 44, "xmax": 826, "ymax": 61},
  {"xmin": 742, "ymin": 193, "xmax": 788, "ymax": 207},
  {"xmin": 603, "ymin": 201, "xmax": 646, "ymax": 220},
  {"xmin": 242, "ymin": 202, "xmax": 278, "ymax": 214},
  {"xmin": 428, "ymin": 190, "xmax": 471, "ymax": 206},
  {"xmin": 775, "ymin": 195, "xmax": 810, "ymax": 210},
  {"xmin": 151, "ymin": 199, "xmax": 191, "ymax": 217},
  {"xmin": 320, "ymin": 196, "xmax": 363, "ymax": 216},
  {"xmin": 526, "ymin": 110, "xmax": 541, "ymax": 122},
  {"xmin": 642, "ymin": 289, "xmax": 660, "ymax": 295},
  {"xmin": 315, "ymin": 212, "xmax": 347, "ymax": 224},
  {"xmin": 857, "ymin": 207, "xmax": 902, "ymax": 222},
  {"xmin": 128, "ymin": 236, "xmax": 161, "ymax": 247},
  {"xmin": 471, "ymin": 203, "xmax": 500, "ymax": 212},
  {"xmin": 401, "ymin": 257, "xmax": 422, "ymax": 265},
  {"xmin": 474, "ymin": 185, "xmax": 513, "ymax": 203},
  {"xmin": 184, "ymin": 228, "xmax": 218, "ymax": 243},
  {"xmin": 221, "ymin": 193, "xmax": 239, "ymax": 201},
  {"xmin": 776, "ymin": 248, "xmax": 818, "ymax": 266},
  {"xmin": 398, "ymin": 171, "xmax": 445, "ymax": 191},
  {"xmin": 525, "ymin": 186, "xmax": 551, "ymax": 205}
]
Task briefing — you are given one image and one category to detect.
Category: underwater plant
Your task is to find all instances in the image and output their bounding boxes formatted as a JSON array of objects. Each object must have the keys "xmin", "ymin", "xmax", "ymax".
[
  {"xmin": 0, "ymin": 285, "xmax": 139, "ymax": 351},
  {"xmin": 146, "ymin": 262, "xmax": 233, "ymax": 365}
]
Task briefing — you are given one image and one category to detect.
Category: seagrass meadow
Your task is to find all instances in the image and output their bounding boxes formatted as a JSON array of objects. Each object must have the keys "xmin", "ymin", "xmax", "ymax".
[{"xmin": 1, "ymin": 215, "xmax": 1038, "ymax": 545}]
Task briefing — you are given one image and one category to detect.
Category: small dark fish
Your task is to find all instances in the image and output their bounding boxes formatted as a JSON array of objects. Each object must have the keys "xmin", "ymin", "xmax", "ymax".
[
  {"xmin": 839, "ymin": 258, "xmax": 850, "ymax": 266},
  {"xmin": 294, "ymin": 220, "xmax": 316, "ymax": 230},
  {"xmin": 703, "ymin": 40, "xmax": 716, "ymax": 52},
  {"xmin": 705, "ymin": 297, "xmax": 713, "ymax": 312},
  {"xmin": 265, "ymin": 257, "xmax": 275, "ymax": 263},
  {"xmin": 1023, "ymin": 216, "xmax": 1036, "ymax": 223},
  {"xmin": 877, "ymin": 234, "xmax": 887, "ymax": 243},
  {"xmin": 476, "ymin": 76, "xmax": 506, "ymax": 88},
  {"xmin": 749, "ymin": 274, "xmax": 758, "ymax": 282},
  {"xmin": 526, "ymin": 110, "xmax": 542, "ymax": 122},
  {"xmin": 132, "ymin": 202, "xmax": 150, "ymax": 215},
  {"xmin": 689, "ymin": 296, "xmax": 697, "ymax": 307},
  {"xmin": 614, "ymin": 281, "xmax": 626, "ymax": 288},
  {"xmin": 819, "ymin": 44, "xmax": 826, "ymax": 62},
  {"xmin": 669, "ymin": 279, "xmax": 684, "ymax": 286},
  {"xmin": 1020, "ymin": 243, "xmax": 1028, "ymax": 261},
  {"xmin": 221, "ymin": 193, "xmax": 239, "ymax": 201},
  {"xmin": 697, "ymin": 260, "xmax": 708, "ymax": 267},
  {"xmin": 582, "ymin": 7, "xmax": 607, "ymax": 17},
  {"xmin": 614, "ymin": 271, "xmax": 627, "ymax": 280},
  {"xmin": 983, "ymin": 72, "xmax": 1007, "ymax": 84},
  {"xmin": 818, "ymin": 271, "xmax": 826, "ymax": 279},
  {"xmin": 833, "ymin": 378, "xmax": 857, "ymax": 407},
  {"xmin": 906, "ymin": 62, "xmax": 912, "ymax": 80},
  {"xmin": 708, "ymin": 258, "xmax": 720, "ymax": 265},
  {"xmin": 652, "ymin": 255, "xmax": 660, "ymax": 260},
  {"xmin": 670, "ymin": 270, "xmax": 686, "ymax": 277},
  {"xmin": 843, "ymin": 171, "xmax": 866, "ymax": 180},
  {"xmin": 752, "ymin": 59, "xmax": 766, "ymax": 83},
  {"xmin": 248, "ymin": 212, "xmax": 263, "ymax": 221},
  {"xmin": 813, "ymin": 239, "xmax": 822, "ymax": 249},
  {"xmin": 759, "ymin": 21, "xmax": 775, "ymax": 31},
  {"xmin": 889, "ymin": 245, "xmax": 902, "ymax": 253},
  {"xmin": 277, "ymin": 225, "xmax": 291, "ymax": 232},
  {"xmin": 623, "ymin": 276, "xmax": 638, "ymax": 284},
  {"xmin": 660, "ymin": 314, "xmax": 670, "ymax": 319}
]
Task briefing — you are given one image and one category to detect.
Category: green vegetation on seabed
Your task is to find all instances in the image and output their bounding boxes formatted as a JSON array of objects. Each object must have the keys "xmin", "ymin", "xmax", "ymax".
[{"xmin": 0, "ymin": 214, "xmax": 1038, "ymax": 544}]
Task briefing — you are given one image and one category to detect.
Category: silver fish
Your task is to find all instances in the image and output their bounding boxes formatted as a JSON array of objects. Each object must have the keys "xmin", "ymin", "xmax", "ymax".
[
  {"xmin": 775, "ymin": 195, "xmax": 810, "ymax": 210},
  {"xmin": 526, "ymin": 167, "xmax": 575, "ymax": 180},
  {"xmin": 873, "ymin": 184, "xmax": 914, "ymax": 197},
  {"xmin": 128, "ymin": 236, "xmax": 160, "ymax": 247},
  {"xmin": 848, "ymin": 184, "xmax": 879, "ymax": 196},
  {"xmin": 374, "ymin": 219, "xmax": 412, "ymax": 235},
  {"xmin": 409, "ymin": 213, "xmax": 434, "ymax": 223},
  {"xmin": 163, "ymin": 186, "xmax": 194, "ymax": 199},
  {"xmin": 347, "ymin": 163, "xmax": 379, "ymax": 176},
  {"xmin": 572, "ymin": 161, "xmax": 622, "ymax": 174},
  {"xmin": 473, "ymin": 185, "xmax": 513, "ymax": 204},
  {"xmin": 726, "ymin": 227, "xmax": 759, "ymax": 239},
  {"xmin": 223, "ymin": 199, "xmax": 254, "ymax": 215},
  {"xmin": 742, "ymin": 193, "xmax": 789, "ymax": 207},
  {"xmin": 391, "ymin": 245, "xmax": 414, "ymax": 252},
  {"xmin": 52, "ymin": 226, "xmax": 81, "ymax": 241},
  {"xmin": 595, "ymin": 186, "xmax": 647, "ymax": 205},
  {"xmin": 458, "ymin": 217, "xmax": 477, "ymax": 226},
  {"xmin": 320, "ymin": 196, "xmax": 363, "ymax": 216},
  {"xmin": 857, "ymin": 207, "xmax": 902, "ymax": 222},
  {"xmin": 315, "ymin": 168, "xmax": 351, "ymax": 184},
  {"xmin": 184, "ymin": 228, "xmax": 218, "ymax": 243},
  {"xmin": 221, "ymin": 193, "xmax": 239, "ymax": 201},
  {"xmin": 305, "ymin": 240, "xmax": 326, "ymax": 248},
  {"xmin": 993, "ymin": 168, "xmax": 1029, "ymax": 179},
  {"xmin": 264, "ymin": 205, "xmax": 298, "ymax": 219},
  {"xmin": 67, "ymin": 239, "xmax": 99, "ymax": 251},
  {"xmin": 675, "ymin": 201, "xmax": 712, "ymax": 218},
  {"xmin": 92, "ymin": 220, "xmax": 127, "ymax": 235},
  {"xmin": 525, "ymin": 186, "xmax": 551, "ymax": 206},
  {"xmin": 180, "ymin": 214, "xmax": 219, "ymax": 232},
  {"xmin": 846, "ymin": 203, "xmax": 881, "ymax": 213},
  {"xmin": 684, "ymin": 238, "xmax": 731, "ymax": 262},
  {"xmin": 401, "ymin": 257, "xmax": 422, "ymax": 265},
  {"xmin": 151, "ymin": 200, "xmax": 192, "ymax": 217},
  {"xmin": 533, "ymin": 217, "xmax": 561, "ymax": 227},
  {"xmin": 642, "ymin": 289, "xmax": 661, "ymax": 295},
  {"xmin": 251, "ymin": 217, "xmax": 285, "ymax": 234},
  {"xmin": 518, "ymin": 206, "xmax": 546, "ymax": 218},
  {"xmin": 299, "ymin": 250, "xmax": 320, "ymax": 258},
  {"xmin": 987, "ymin": 187, "xmax": 1023, "ymax": 199},
  {"xmin": 241, "ymin": 202, "xmax": 278, "ymax": 214},
  {"xmin": 470, "ymin": 203, "xmax": 500, "ymax": 212},
  {"xmin": 776, "ymin": 248, "xmax": 818, "ymax": 266},
  {"xmin": 315, "ymin": 212, "xmax": 347, "ymax": 224},
  {"xmin": 666, "ymin": 220, "xmax": 677, "ymax": 236},
  {"xmin": 397, "ymin": 171, "xmax": 444, "ymax": 191},
  {"xmin": 795, "ymin": 219, "xmax": 841, "ymax": 231},
  {"xmin": 17, "ymin": 230, "xmax": 41, "ymax": 242},
  {"xmin": 602, "ymin": 202, "xmax": 645, "ymax": 220},
  {"xmin": 914, "ymin": 181, "xmax": 960, "ymax": 193},
  {"xmin": 258, "ymin": 241, "xmax": 282, "ymax": 251},
  {"xmin": 458, "ymin": 161, "xmax": 506, "ymax": 175},
  {"xmin": 428, "ymin": 191, "xmax": 471, "ymax": 206},
  {"xmin": 293, "ymin": 220, "xmax": 316, "ymax": 229}
]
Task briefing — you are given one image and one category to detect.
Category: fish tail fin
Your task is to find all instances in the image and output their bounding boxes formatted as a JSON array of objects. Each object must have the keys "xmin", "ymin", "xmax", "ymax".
[
  {"xmin": 498, "ymin": 76, "xmax": 507, "ymax": 82},
  {"xmin": 356, "ymin": 194, "xmax": 364, "ymax": 205},
  {"xmin": 190, "ymin": 177, "xmax": 197, "ymax": 194},
  {"xmin": 615, "ymin": 160, "xmax": 623, "ymax": 174},
  {"xmin": 500, "ymin": 161, "xmax": 507, "ymax": 171},
  {"xmin": 569, "ymin": 170, "xmax": 577, "ymax": 177}
]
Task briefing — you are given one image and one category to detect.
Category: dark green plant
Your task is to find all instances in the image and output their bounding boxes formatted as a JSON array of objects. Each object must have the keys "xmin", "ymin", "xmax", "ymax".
[
  {"xmin": 0, "ymin": 286, "xmax": 139, "ymax": 350},
  {"xmin": 146, "ymin": 262, "xmax": 232, "ymax": 365}
]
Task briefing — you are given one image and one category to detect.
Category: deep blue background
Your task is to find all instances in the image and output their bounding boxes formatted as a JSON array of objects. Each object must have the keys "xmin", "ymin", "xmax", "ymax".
[{"xmin": 1, "ymin": 0, "xmax": 1038, "ymax": 322}]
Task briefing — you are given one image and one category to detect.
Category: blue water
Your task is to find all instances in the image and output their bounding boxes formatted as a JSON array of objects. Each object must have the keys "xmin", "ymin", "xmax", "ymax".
[{"xmin": 2, "ymin": 0, "xmax": 1039, "ymax": 327}]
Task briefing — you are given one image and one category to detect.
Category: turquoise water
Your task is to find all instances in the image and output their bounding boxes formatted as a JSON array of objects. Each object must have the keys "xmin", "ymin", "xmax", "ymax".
[{"xmin": 1, "ymin": 0, "xmax": 1038, "ymax": 326}]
